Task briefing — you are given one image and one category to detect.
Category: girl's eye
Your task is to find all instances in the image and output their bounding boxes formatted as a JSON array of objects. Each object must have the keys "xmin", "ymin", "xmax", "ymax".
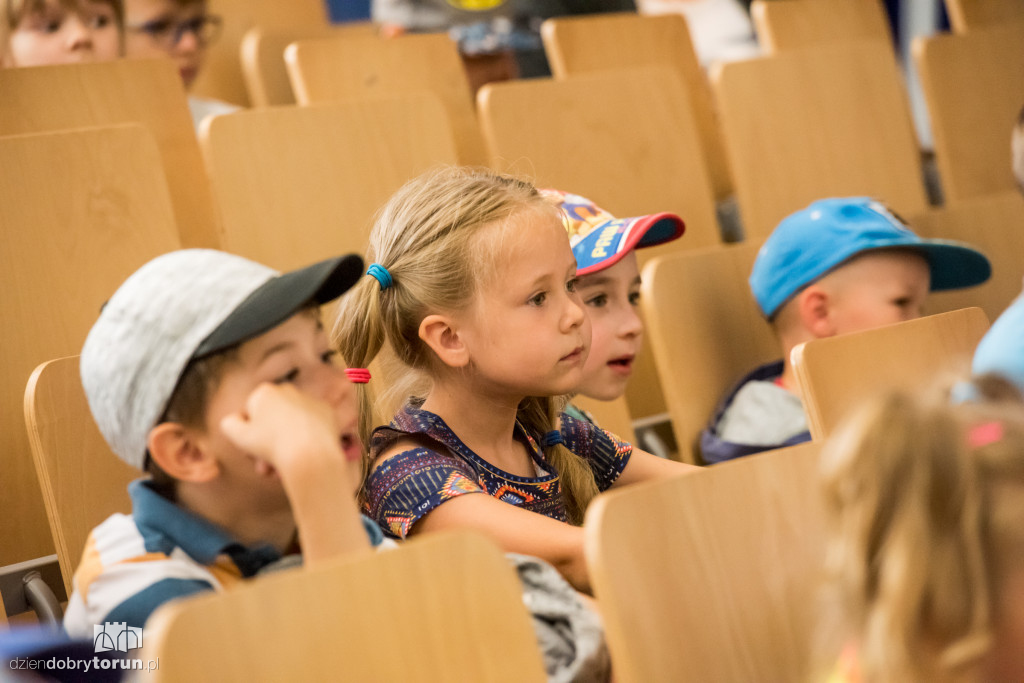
[
  {"xmin": 321, "ymin": 349, "xmax": 338, "ymax": 365},
  {"xmin": 44, "ymin": 19, "xmax": 62, "ymax": 33},
  {"xmin": 274, "ymin": 368, "xmax": 300, "ymax": 385},
  {"xmin": 892, "ymin": 297, "xmax": 911, "ymax": 308},
  {"xmin": 566, "ymin": 277, "xmax": 579, "ymax": 294},
  {"xmin": 91, "ymin": 13, "xmax": 112, "ymax": 28},
  {"xmin": 585, "ymin": 294, "xmax": 608, "ymax": 308},
  {"xmin": 528, "ymin": 292, "xmax": 547, "ymax": 306},
  {"xmin": 628, "ymin": 291, "xmax": 641, "ymax": 306}
]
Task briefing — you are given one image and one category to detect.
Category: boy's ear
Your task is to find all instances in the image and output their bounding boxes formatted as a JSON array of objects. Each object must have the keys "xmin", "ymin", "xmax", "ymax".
[
  {"xmin": 796, "ymin": 285, "xmax": 837, "ymax": 339},
  {"xmin": 147, "ymin": 422, "xmax": 220, "ymax": 484},
  {"xmin": 418, "ymin": 313, "xmax": 469, "ymax": 368}
]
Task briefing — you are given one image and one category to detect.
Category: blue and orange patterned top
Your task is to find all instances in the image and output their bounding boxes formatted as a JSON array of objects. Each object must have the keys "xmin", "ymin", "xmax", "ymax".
[{"xmin": 364, "ymin": 403, "xmax": 633, "ymax": 539}]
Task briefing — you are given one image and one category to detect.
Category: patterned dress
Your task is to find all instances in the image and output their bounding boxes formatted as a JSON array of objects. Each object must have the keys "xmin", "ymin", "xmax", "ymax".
[{"xmin": 364, "ymin": 404, "xmax": 632, "ymax": 538}]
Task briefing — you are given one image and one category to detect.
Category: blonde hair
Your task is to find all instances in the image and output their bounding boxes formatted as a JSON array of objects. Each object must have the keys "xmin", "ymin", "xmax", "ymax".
[
  {"xmin": 334, "ymin": 166, "xmax": 600, "ymax": 524},
  {"xmin": 820, "ymin": 391, "xmax": 1024, "ymax": 682}
]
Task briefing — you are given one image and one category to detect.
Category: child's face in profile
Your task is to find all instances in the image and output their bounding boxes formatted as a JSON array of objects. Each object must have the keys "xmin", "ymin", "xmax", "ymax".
[
  {"xmin": 199, "ymin": 309, "xmax": 363, "ymax": 504},
  {"xmin": 5, "ymin": 0, "xmax": 119, "ymax": 67},
  {"xmin": 821, "ymin": 249, "xmax": 930, "ymax": 336},
  {"xmin": 123, "ymin": 0, "xmax": 206, "ymax": 88},
  {"xmin": 574, "ymin": 251, "xmax": 644, "ymax": 401}
]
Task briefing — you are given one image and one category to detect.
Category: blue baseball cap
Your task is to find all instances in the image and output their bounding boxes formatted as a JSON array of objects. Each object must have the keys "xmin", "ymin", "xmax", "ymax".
[
  {"xmin": 972, "ymin": 290, "xmax": 1024, "ymax": 395},
  {"xmin": 541, "ymin": 189, "xmax": 685, "ymax": 276},
  {"xmin": 749, "ymin": 197, "xmax": 991, "ymax": 318}
]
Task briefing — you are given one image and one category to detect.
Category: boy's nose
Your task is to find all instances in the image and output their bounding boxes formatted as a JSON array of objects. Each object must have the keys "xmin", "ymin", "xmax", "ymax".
[
  {"xmin": 65, "ymin": 16, "xmax": 93, "ymax": 51},
  {"xmin": 620, "ymin": 306, "xmax": 644, "ymax": 339},
  {"xmin": 174, "ymin": 28, "xmax": 200, "ymax": 53}
]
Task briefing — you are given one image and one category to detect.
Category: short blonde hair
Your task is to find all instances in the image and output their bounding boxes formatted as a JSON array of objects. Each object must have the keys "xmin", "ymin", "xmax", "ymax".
[
  {"xmin": 334, "ymin": 166, "xmax": 600, "ymax": 523},
  {"xmin": 820, "ymin": 391, "xmax": 1024, "ymax": 682}
]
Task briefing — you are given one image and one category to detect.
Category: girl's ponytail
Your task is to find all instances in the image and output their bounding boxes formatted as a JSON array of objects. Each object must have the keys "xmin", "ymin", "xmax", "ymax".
[{"xmin": 519, "ymin": 396, "xmax": 600, "ymax": 525}]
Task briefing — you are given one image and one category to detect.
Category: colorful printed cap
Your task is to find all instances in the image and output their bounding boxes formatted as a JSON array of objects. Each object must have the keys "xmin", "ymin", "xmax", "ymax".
[{"xmin": 541, "ymin": 189, "xmax": 685, "ymax": 276}]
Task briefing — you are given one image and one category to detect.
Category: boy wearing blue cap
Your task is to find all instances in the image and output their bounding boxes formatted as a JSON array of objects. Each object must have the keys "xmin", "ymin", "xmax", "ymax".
[
  {"xmin": 63, "ymin": 249, "xmax": 385, "ymax": 637},
  {"xmin": 541, "ymin": 189, "xmax": 685, "ymax": 416},
  {"xmin": 700, "ymin": 197, "xmax": 991, "ymax": 463}
]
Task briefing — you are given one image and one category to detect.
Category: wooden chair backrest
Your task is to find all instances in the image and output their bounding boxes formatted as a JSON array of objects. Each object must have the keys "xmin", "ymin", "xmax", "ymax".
[
  {"xmin": 913, "ymin": 24, "xmax": 1024, "ymax": 203},
  {"xmin": 914, "ymin": 192, "xmax": 1024, "ymax": 322},
  {"xmin": 190, "ymin": 0, "xmax": 329, "ymax": 107},
  {"xmin": 540, "ymin": 11, "xmax": 732, "ymax": 199},
  {"xmin": 24, "ymin": 357, "xmax": 137, "ymax": 596},
  {"xmin": 711, "ymin": 42, "xmax": 927, "ymax": 241},
  {"xmin": 585, "ymin": 441, "xmax": 826, "ymax": 682},
  {"xmin": 478, "ymin": 65, "xmax": 722, "ymax": 424},
  {"xmin": 143, "ymin": 531, "xmax": 547, "ymax": 682},
  {"xmin": 0, "ymin": 125, "xmax": 180, "ymax": 567},
  {"xmin": 944, "ymin": 0, "xmax": 1024, "ymax": 32},
  {"xmin": 285, "ymin": 32, "xmax": 487, "ymax": 166},
  {"xmin": 0, "ymin": 59, "xmax": 219, "ymax": 249},
  {"xmin": 240, "ymin": 22, "xmax": 378, "ymax": 107},
  {"xmin": 200, "ymin": 96, "xmax": 458, "ymax": 271},
  {"xmin": 792, "ymin": 307, "xmax": 990, "ymax": 440},
  {"xmin": 751, "ymin": 0, "xmax": 892, "ymax": 53},
  {"xmin": 641, "ymin": 244, "xmax": 778, "ymax": 464}
]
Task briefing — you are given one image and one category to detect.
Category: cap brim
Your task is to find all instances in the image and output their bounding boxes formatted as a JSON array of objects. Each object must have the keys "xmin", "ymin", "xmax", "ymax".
[
  {"xmin": 194, "ymin": 253, "xmax": 364, "ymax": 358},
  {"xmin": 915, "ymin": 241, "xmax": 992, "ymax": 292},
  {"xmin": 576, "ymin": 213, "xmax": 685, "ymax": 276}
]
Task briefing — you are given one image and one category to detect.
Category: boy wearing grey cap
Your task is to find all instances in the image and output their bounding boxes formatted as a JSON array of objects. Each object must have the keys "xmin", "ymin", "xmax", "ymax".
[
  {"xmin": 63, "ymin": 249, "xmax": 383, "ymax": 637},
  {"xmin": 700, "ymin": 197, "xmax": 991, "ymax": 464}
]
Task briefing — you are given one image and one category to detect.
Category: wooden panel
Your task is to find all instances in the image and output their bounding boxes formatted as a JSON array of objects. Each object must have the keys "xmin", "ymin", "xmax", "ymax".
[
  {"xmin": 641, "ymin": 244, "xmax": 777, "ymax": 464},
  {"xmin": 240, "ymin": 22, "xmax": 379, "ymax": 107},
  {"xmin": 143, "ymin": 532, "xmax": 546, "ymax": 682},
  {"xmin": 24, "ymin": 357, "xmax": 136, "ymax": 596},
  {"xmin": 478, "ymin": 65, "xmax": 723, "ymax": 423},
  {"xmin": 585, "ymin": 441, "xmax": 825, "ymax": 682},
  {"xmin": 200, "ymin": 97, "xmax": 458, "ymax": 271},
  {"xmin": 913, "ymin": 25, "xmax": 1024, "ymax": 203},
  {"xmin": 712, "ymin": 42, "xmax": 927, "ymax": 242},
  {"xmin": 945, "ymin": 0, "xmax": 1024, "ymax": 32},
  {"xmin": 0, "ymin": 59, "xmax": 220, "ymax": 249},
  {"xmin": 792, "ymin": 307, "xmax": 989, "ymax": 440},
  {"xmin": 541, "ymin": 12, "xmax": 732, "ymax": 199},
  {"xmin": 286, "ymin": 32, "xmax": 487, "ymax": 166},
  {"xmin": 190, "ymin": 0, "xmax": 328, "ymax": 107},
  {"xmin": 751, "ymin": 0, "xmax": 892, "ymax": 53},
  {"xmin": 915, "ymin": 192, "xmax": 1024, "ymax": 322},
  {"xmin": 0, "ymin": 125, "xmax": 180, "ymax": 566}
]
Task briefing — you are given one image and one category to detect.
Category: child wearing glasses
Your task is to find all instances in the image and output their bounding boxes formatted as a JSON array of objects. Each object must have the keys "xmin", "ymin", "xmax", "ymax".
[
  {"xmin": 123, "ymin": 0, "xmax": 237, "ymax": 130},
  {"xmin": 2, "ymin": 0, "xmax": 122, "ymax": 67}
]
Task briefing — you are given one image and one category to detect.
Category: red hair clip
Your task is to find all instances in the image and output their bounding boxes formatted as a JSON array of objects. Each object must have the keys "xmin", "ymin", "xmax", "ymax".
[
  {"xmin": 968, "ymin": 421, "xmax": 1003, "ymax": 449},
  {"xmin": 345, "ymin": 368, "xmax": 371, "ymax": 384}
]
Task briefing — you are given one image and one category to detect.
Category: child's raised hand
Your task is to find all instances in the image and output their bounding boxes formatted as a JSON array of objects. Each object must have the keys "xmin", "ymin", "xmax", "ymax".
[{"xmin": 219, "ymin": 382, "xmax": 344, "ymax": 477}]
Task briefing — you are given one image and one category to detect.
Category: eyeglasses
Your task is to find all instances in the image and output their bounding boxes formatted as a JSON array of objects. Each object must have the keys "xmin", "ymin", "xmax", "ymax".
[{"xmin": 126, "ymin": 14, "xmax": 222, "ymax": 48}]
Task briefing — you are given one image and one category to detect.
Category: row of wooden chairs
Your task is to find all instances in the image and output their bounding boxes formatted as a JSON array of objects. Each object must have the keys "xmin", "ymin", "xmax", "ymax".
[{"xmin": 23, "ymin": 303, "xmax": 989, "ymax": 679}]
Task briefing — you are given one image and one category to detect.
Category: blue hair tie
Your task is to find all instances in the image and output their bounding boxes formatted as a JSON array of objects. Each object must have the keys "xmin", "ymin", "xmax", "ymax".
[
  {"xmin": 367, "ymin": 263, "xmax": 393, "ymax": 291},
  {"xmin": 541, "ymin": 430, "xmax": 563, "ymax": 448}
]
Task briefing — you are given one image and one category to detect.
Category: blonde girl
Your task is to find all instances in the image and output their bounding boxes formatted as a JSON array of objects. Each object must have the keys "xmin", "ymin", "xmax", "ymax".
[
  {"xmin": 820, "ymin": 389, "xmax": 1024, "ymax": 682},
  {"xmin": 335, "ymin": 167, "xmax": 694, "ymax": 593}
]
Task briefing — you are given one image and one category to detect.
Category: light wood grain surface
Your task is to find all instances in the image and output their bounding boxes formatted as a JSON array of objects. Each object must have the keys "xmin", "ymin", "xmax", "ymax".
[
  {"xmin": 541, "ymin": 12, "xmax": 732, "ymax": 200},
  {"xmin": 286, "ymin": 32, "xmax": 487, "ymax": 167},
  {"xmin": 585, "ymin": 441, "xmax": 826, "ymax": 682},
  {"xmin": 0, "ymin": 59, "xmax": 220, "ymax": 249},
  {"xmin": 0, "ymin": 125, "xmax": 179, "ymax": 566},
  {"xmin": 712, "ymin": 42, "xmax": 927, "ymax": 242},
  {"xmin": 793, "ymin": 307, "xmax": 989, "ymax": 440}
]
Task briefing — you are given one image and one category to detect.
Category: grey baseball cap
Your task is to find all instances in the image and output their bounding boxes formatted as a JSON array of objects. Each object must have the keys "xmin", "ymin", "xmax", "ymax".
[{"xmin": 81, "ymin": 249, "xmax": 364, "ymax": 469}]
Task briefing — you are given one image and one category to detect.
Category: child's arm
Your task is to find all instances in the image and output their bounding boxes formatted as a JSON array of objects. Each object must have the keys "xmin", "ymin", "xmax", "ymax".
[
  {"xmin": 220, "ymin": 383, "xmax": 371, "ymax": 565},
  {"xmin": 414, "ymin": 493, "xmax": 591, "ymax": 594},
  {"xmin": 612, "ymin": 446, "xmax": 700, "ymax": 487}
]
